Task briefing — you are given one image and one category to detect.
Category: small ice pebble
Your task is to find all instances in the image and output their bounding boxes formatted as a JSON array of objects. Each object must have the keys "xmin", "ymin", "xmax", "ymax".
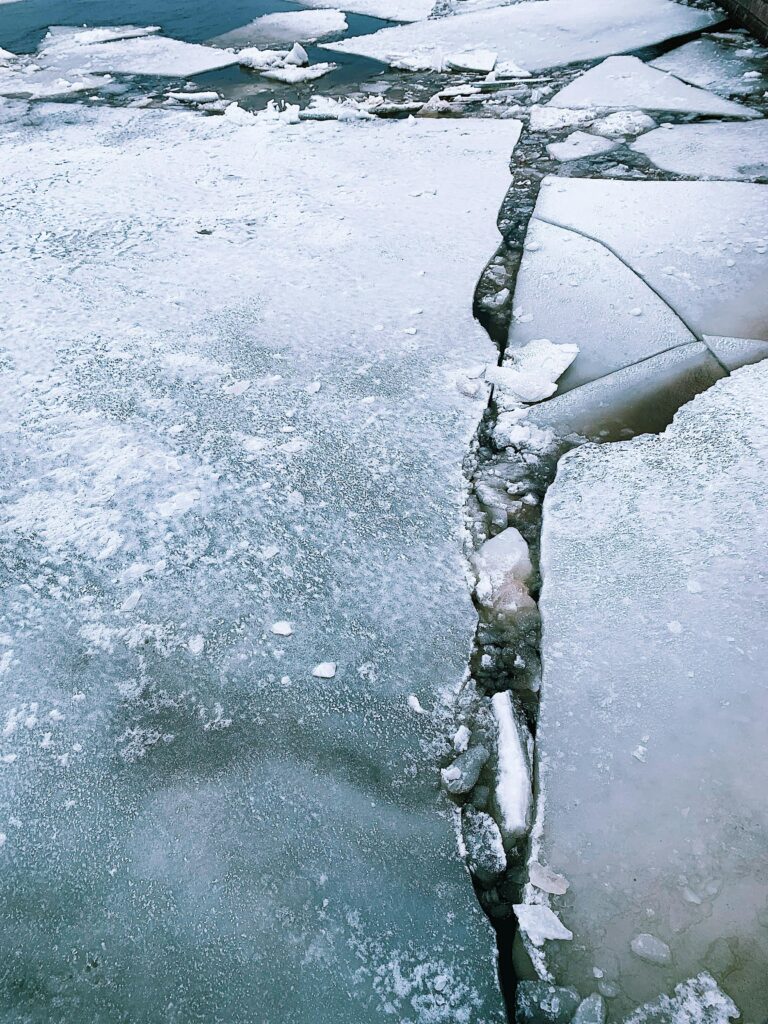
[
  {"xmin": 312, "ymin": 662, "xmax": 337, "ymax": 679},
  {"xmin": 188, "ymin": 635, "xmax": 205, "ymax": 655},
  {"xmin": 271, "ymin": 621, "xmax": 293, "ymax": 637}
]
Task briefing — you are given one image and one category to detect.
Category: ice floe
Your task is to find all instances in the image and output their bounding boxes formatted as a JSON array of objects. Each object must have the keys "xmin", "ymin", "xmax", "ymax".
[
  {"xmin": 297, "ymin": 0, "xmax": 435, "ymax": 21},
  {"xmin": 548, "ymin": 55, "xmax": 760, "ymax": 118},
  {"xmin": 545, "ymin": 130, "xmax": 619, "ymax": 161},
  {"xmin": 212, "ymin": 10, "xmax": 348, "ymax": 48},
  {"xmin": 650, "ymin": 35, "xmax": 767, "ymax": 97},
  {"xmin": 322, "ymin": 0, "xmax": 721, "ymax": 73},
  {"xmin": 529, "ymin": 361, "xmax": 768, "ymax": 1017},
  {"xmin": 0, "ymin": 102, "xmax": 520, "ymax": 1023},
  {"xmin": 632, "ymin": 120, "xmax": 768, "ymax": 181}
]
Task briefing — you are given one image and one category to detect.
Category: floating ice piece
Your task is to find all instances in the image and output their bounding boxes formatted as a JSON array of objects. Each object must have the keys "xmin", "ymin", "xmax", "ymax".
[
  {"xmin": 529, "ymin": 860, "xmax": 569, "ymax": 896},
  {"xmin": 548, "ymin": 56, "xmax": 759, "ymax": 118},
  {"xmin": 513, "ymin": 904, "xmax": 573, "ymax": 947},
  {"xmin": 631, "ymin": 121, "xmax": 768, "ymax": 182},
  {"xmin": 168, "ymin": 91, "xmax": 220, "ymax": 104},
  {"xmin": 188, "ymin": 635, "xmax": 205, "ymax": 655},
  {"xmin": 38, "ymin": 25, "xmax": 240, "ymax": 77},
  {"xmin": 0, "ymin": 63, "xmax": 105, "ymax": 99},
  {"xmin": 591, "ymin": 110, "xmax": 656, "ymax": 137},
  {"xmin": 650, "ymin": 36, "xmax": 767, "ymax": 97},
  {"xmin": 624, "ymin": 973, "xmax": 739, "ymax": 1024},
  {"xmin": 406, "ymin": 694, "xmax": 424, "ymax": 714},
  {"xmin": 441, "ymin": 744, "xmax": 489, "ymax": 794},
  {"xmin": 704, "ymin": 335, "xmax": 768, "ymax": 370},
  {"xmin": 311, "ymin": 661, "xmax": 337, "ymax": 678},
  {"xmin": 322, "ymin": 0, "xmax": 720, "ymax": 73},
  {"xmin": 491, "ymin": 691, "xmax": 532, "ymax": 844},
  {"xmin": 262, "ymin": 62, "xmax": 337, "ymax": 82},
  {"xmin": 631, "ymin": 933, "xmax": 672, "ymax": 965},
  {"xmin": 453, "ymin": 725, "xmax": 470, "ymax": 752},
  {"xmin": 443, "ymin": 49, "xmax": 497, "ymax": 74},
  {"xmin": 546, "ymin": 130, "xmax": 619, "ymax": 161},
  {"xmin": 533, "ymin": 177, "xmax": 768, "ymax": 341},
  {"xmin": 0, "ymin": 47, "xmax": 14, "ymax": 62},
  {"xmin": 530, "ymin": 106, "xmax": 596, "ymax": 132},
  {"xmin": 296, "ymin": 0, "xmax": 435, "ymax": 20},
  {"xmin": 472, "ymin": 527, "xmax": 533, "ymax": 617},
  {"xmin": 462, "ymin": 806, "xmax": 506, "ymax": 880},
  {"xmin": 507, "ymin": 219, "xmax": 695, "ymax": 393},
  {"xmin": 515, "ymin": 981, "xmax": 580, "ymax": 1024},
  {"xmin": 270, "ymin": 621, "xmax": 293, "ymax": 636},
  {"xmin": 572, "ymin": 994, "xmax": 606, "ymax": 1024},
  {"xmin": 236, "ymin": 47, "xmax": 292, "ymax": 70},
  {"xmin": 534, "ymin": 362, "xmax": 768, "ymax": 1016},
  {"xmin": 213, "ymin": 10, "xmax": 348, "ymax": 48},
  {"xmin": 491, "ymin": 338, "xmax": 579, "ymax": 404}
]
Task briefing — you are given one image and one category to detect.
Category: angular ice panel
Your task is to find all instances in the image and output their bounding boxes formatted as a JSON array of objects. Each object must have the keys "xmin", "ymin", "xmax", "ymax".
[
  {"xmin": 547, "ymin": 56, "xmax": 759, "ymax": 118},
  {"xmin": 528, "ymin": 361, "xmax": 768, "ymax": 1019},
  {"xmin": 703, "ymin": 335, "xmax": 768, "ymax": 370},
  {"xmin": 650, "ymin": 37, "xmax": 767, "ymax": 98},
  {"xmin": 507, "ymin": 219, "xmax": 695, "ymax": 394},
  {"xmin": 211, "ymin": 10, "xmax": 348, "ymax": 48},
  {"xmin": 534, "ymin": 177, "xmax": 768, "ymax": 341},
  {"xmin": 631, "ymin": 121, "xmax": 768, "ymax": 182}
]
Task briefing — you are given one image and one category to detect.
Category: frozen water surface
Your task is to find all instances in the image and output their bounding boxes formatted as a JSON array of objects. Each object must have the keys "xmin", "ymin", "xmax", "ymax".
[
  {"xmin": 0, "ymin": 103, "xmax": 520, "ymax": 1023},
  {"xmin": 631, "ymin": 121, "xmax": 768, "ymax": 182},
  {"xmin": 322, "ymin": 0, "xmax": 722, "ymax": 73},
  {"xmin": 528, "ymin": 362, "xmax": 768, "ymax": 1019},
  {"xmin": 650, "ymin": 37, "xmax": 767, "ymax": 97}
]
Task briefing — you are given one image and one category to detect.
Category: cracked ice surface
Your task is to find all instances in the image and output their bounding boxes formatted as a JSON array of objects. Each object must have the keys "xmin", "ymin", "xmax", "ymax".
[
  {"xmin": 322, "ymin": 0, "xmax": 722, "ymax": 73},
  {"xmin": 531, "ymin": 362, "xmax": 768, "ymax": 1019},
  {"xmin": 650, "ymin": 37, "xmax": 767, "ymax": 98},
  {"xmin": 631, "ymin": 121, "xmax": 768, "ymax": 182},
  {"xmin": 0, "ymin": 104, "xmax": 519, "ymax": 1023}
]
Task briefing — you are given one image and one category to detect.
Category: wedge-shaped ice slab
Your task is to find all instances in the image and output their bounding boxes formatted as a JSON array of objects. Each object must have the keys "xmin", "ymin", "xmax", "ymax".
[
  {"xmin": 704, "ymin": 335, "xmax": 768, "ymax": 370},
  {"xmin": 534, "ymin": 177, "xmax": 768, "ymax": 341},
  {"xmin": 507, "ymin": 220, "xmax": 695, "ymax": 393},
  {"xmin": 322, "ymin": 0, "xmax": 722, "ymax": 72},
  {"xmin": 530, "ymin": 361, "xmax": 768, "ymax": 1019},
  {"xmin": 297, "ymin": 0, "xmax": 435, "ymax": 22},
  {"xmin": 632, "ymin": 121, "xmax": 768, "ymax": 181},
  {"xmin": 548, "ymin": 56, "xmax": 759, "ymax": 117},
  {"xmin": 211, "ymin": 10, "xmax": 348, "ymax": 47},
  {"xmin": 650, "ymin": 37, "xmax": 767, "ymax": 97},
  {"xmin": 38, "ymin": 25, "xmax": 239, "ymax": 77},
  {"xmin": 0, "ymin": 105, "xmax": 519, "ymax": 1024}
]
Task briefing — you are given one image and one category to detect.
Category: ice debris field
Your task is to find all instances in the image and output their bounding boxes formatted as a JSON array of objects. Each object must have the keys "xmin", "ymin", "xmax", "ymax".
[{"xmin": 0, "ymin": 0, "xmax": 767, "ymax": 1021}]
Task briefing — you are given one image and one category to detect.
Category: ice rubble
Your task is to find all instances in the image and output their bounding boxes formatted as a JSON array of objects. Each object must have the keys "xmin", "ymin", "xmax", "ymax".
[
  {"xmin": 650, "ymin": 37, "xmax": 767, "ymax": 97},
  {"xmin": 211, "ymin": 10, "xmax": 348, "ymax": 48},
  {"xmin": 631, "ymin": 121, "xmax": 768, "ymax": 182},
  {"xmin": 38, "ymin": 24, "xmax": 240, "ymax": 77},
  {"xmin": 525, "ymin": 361, "xmax": 768, "ymax": 1018},
  {"xmin": 0, "ymin": 104, "xmax": 522, "ymax": 1023},
  {"xmin": 322, "ymin": 0, "xmax": 721, "ymax": 74},
  {"xmin": 530, "ymin": 177, "xmax": 768, "ymax": 343},
  {"xmin": 547, "ymin": 56, "xmax": 759, "ymax": 118}
]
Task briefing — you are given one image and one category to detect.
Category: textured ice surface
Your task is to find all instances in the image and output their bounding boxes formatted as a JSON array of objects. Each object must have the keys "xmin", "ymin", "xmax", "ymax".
[
  {"xmin": 533, "ymin": 177, "xmax": 768, "ymax": 341},
  {"xmin": 548, "ymin": 56, "xmax": 759, "ymax": 118},
  {"xmin": 703, "ymin": 335, "xmax": 768, "ymax": 370},
  {"xmin": 624, "ymin": 973, "xmax": 739, "ymax": 1024},
  {"xmin": 297, "ymin": 0, "xmax": 435, "ymax": 20},
  {"xmin": 631, "ymin": 121, "xmax": 768, "ymax": 182},
  {"xmin": 531, "ymin": 362, "xmax": 768, "ymax": 1018},
  {"xmin": 322, "ymin": 0, "xmax": 721, "ymax": 73},
  {"xmin": 212, "ymin": 10, "xmax": 348, "ymax": 47},
  {"xmin": 546, "ymin": 131, "xmax": 619, "ymax": 162},
  {"xmin": 650, "ymin": 37, "xmax": 767, "ymax": 97},
  {"xmin": 37, "ymin": 24, "xmax": 240, "ymax": 77},
  {"xmin": 507, "ymin": 219, "xmax": 695, "ymax": 393},
  {"xmin": 0, "ymin": 104, "xmax": 519, "ymax": 1023}
]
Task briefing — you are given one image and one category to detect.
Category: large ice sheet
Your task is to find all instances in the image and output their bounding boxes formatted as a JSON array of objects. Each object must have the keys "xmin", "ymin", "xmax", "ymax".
[
  {"xmin": 321, "ymin": 0, "xmax": 722, "ymax": 73},
  {"xmin": 533, "ymin": 177, "xmax": 768, "ymax": 342},
  {"xmin": 529, "ymin": 361, "xmax": 768, "ymax": 1018},
  {"xmin": 0, "ymin": 104, "xmax": 519, "ymax": 1023},
  {"xmin": 507, "ymin": 219, "xmax": 695, "ymax": 393},
  {"xmin": 547, "ymin": 56, "xmax": 759, "ymax": 118},
  {"xmin": 650, "ymin": 37, "xmax": 767, "ymax": 97},
  {"xmin": 38, "ymin": 25, "xmax": 239, "ymax": 77},
  {"xmin": 631, "ymin": 121, "xmax": 768, "ymax": 182}
]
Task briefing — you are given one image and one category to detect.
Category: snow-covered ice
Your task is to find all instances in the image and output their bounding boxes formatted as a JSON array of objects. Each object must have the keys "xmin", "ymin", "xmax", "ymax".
[
  {"xmin": 262, "ymin": 62, "xmax": 337, "ymax": 83},
  {"xmin": 546, "ymin": 131, "xmax": 619, "ymax": 162},
  {"xmin": 298, "ymin": 0, "xmax": 435, "ymax": 20},
  {"xmin": 513, "ymin": 904, "xmax": 573, "ymax": 948},
  {"xmin": 322, "ymin": 0, "xmax": 721, "ymax": 73},
  {"xmin": 528, "ymin": 361, "xmax": 768, "ymax": 1017},
  {"xmin": 703, "ymin": 335, "xmax": 768, "ymax": 370},
  {"xmin": 632, "ymin": 121, "xmax": 768, "ymax": 182},
  {"xmin": 212, "ymin": 10, "xmax": 348, "ymax": 48},
  {"xmin": 548, "ymin": 56, "xmax": 759, "ymax": 118},
  {"xmin": 0, "ymin": 103, "xmax": 520, "ymax": 1023},
  {"xmin": 650, "ymin": 36, "xmax": 767, "ymax": 97},
  {"xmin": 490, "ymin": 690, "xmax": 532, "ymax": 845}
]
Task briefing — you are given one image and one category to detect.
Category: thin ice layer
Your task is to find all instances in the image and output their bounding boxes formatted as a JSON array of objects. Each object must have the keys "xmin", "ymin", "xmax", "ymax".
[
  {"xmin": 531, "ymin": 361, "xmax": 768, "ymax": 1018},
  {"xmin": 533, "ymin": 177, "xmax": 768, "ymax": 341},
  {"xmin": 547, "ymin": 56, "xmax": 759, "ymax": 118},
  {"xmin": 0, "ymin": 104, "xmax": 519, "ymax": 1024},
  {"xmin": 631, "ymin": 121, "xmax": 768, "ymax": 182},
  {"xmin": 321, "ymin": 0, "xmax": 721, "ymax": 73}
]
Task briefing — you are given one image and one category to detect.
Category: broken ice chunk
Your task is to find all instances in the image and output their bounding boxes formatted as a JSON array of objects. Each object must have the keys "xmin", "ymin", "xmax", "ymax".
[
  {"xmin": 492, "ymin": 337, "xmax": 579, "ymax": 404},
  {"xmin": 546, "ymin": 131, "xmax": 619, "ymax": 162},
  {"xmin": 591, "ymin": 110, "xmax": 656, "ymax": 137},
  {"xmin": 529, "ymin": 860, "xmax": 570, "ymax": 896},
  {"xmin": 453, "ymin": 724, "xmax": 470, "ymax": 752},
  {"xmin": 440, "ymin": 744, "xmax": 489, "ymax": 795},
  {"xmin": 630, "ymin": 933, "xmax": 672, "ymax": 965},
  {"xmin": 623, "ymin": 973, "xmax": 738, "ymax": 1024},
  {"xmin": 572, "ymin": 994, "xmax": 606, "ymax": 1024},
  {"xmin": 514, "ymin": 904, "xmax": 573, "ymax": 947},
  {"xmin": 472, "ymin": 526, "xmax": 535, "ymax": 619},
  {"xmin": 443, "ymin": 49, "xmax": 497, "ymax": 74},
  {"xmin": 491, "ymin": 691, "xmax": 532, "ymax": 844},
  {"xmin": 270, "ymin": 621, "xmax": 293, "ymax": 636},
  {"xmin": 515, "ymin": 981, "xmax": 580, "ymax": 1024},
  {"xmin": 213, "ymin": 10, "xmax": 348, "ymax": 47},
  {"xmin": 461, "ymin": 806, "xmax": 506, "ymax": 881},
  {"xmin": 262, "ymin": 63, "xmax": 337, "ymax": 83},
  {"xmin": 311, "ymin": 661, "xmax": 336, "ymax": 678}
]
